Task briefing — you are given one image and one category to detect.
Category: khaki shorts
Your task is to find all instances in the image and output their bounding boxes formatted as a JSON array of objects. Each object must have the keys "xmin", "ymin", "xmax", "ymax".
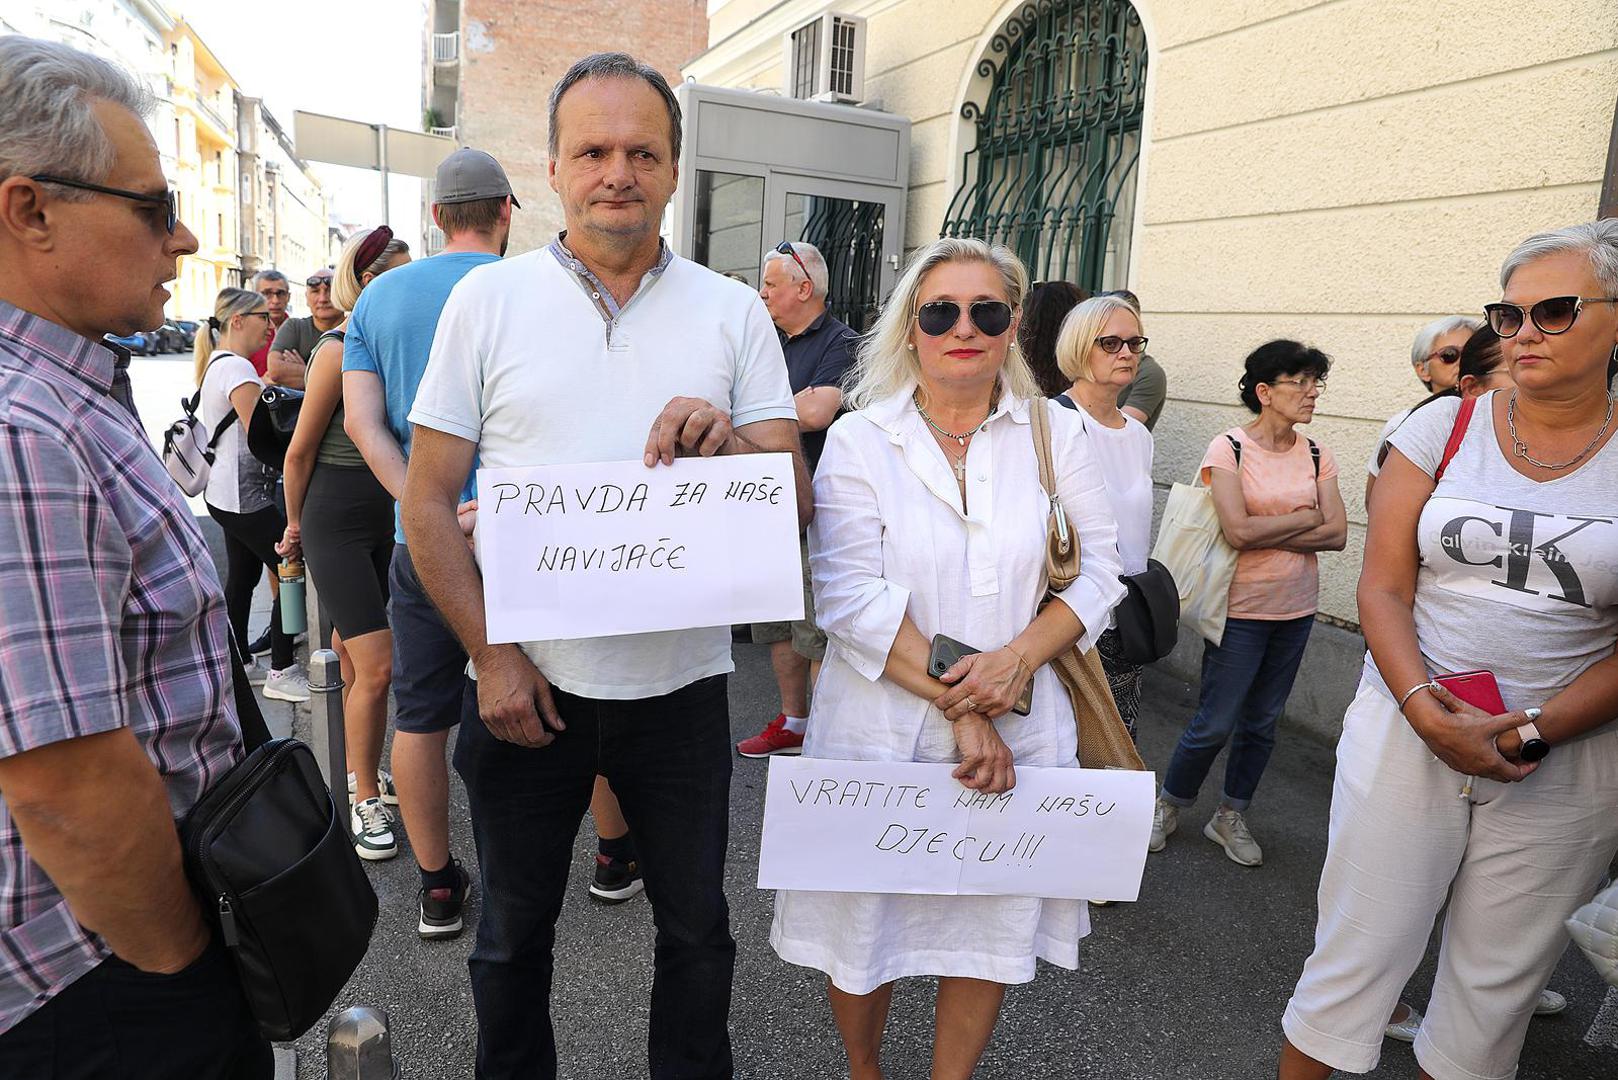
[{"xmin": 750, "ymin": 537, "xmax": 825, "ymax": 662}]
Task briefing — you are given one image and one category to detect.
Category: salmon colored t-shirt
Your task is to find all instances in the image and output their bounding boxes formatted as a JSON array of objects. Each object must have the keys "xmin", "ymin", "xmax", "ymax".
[{"xmin": 1200, "ymin": 428, "xmax": 1339, "ymax": 620}]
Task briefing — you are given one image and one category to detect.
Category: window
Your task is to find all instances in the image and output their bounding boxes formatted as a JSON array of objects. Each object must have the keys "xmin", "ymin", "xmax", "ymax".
[{"xmin": 690, "ymin": 171, "xmax": 765, "ymax": 287}]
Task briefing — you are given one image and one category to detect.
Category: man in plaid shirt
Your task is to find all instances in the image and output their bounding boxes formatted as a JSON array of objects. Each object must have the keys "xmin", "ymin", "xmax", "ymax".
[{"xmin": 0, "ymin": 38, "xmax": 270, "ymax": 1077}]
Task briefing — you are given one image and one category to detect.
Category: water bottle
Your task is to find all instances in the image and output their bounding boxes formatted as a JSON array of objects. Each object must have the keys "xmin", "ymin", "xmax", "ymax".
[{"xmin": 278, "ymin": 558, "xmax": 306, "ymax": 636}]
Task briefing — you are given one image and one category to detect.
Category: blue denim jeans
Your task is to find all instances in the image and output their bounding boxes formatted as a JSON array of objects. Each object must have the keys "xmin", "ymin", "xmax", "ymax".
[
  {"xmin": 454, "ymin": 674, "xmax": 736, "ymax": 1079},
  {"xmin": 1160, "ymin": 615, "xmax": 1314, "ymax": 811}
]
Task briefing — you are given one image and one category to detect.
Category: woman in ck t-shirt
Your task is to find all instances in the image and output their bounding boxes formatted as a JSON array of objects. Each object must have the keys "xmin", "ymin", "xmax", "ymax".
[{"xmin": 1151, "ymin": 340, "xmax": 1346, "ymax": 866}]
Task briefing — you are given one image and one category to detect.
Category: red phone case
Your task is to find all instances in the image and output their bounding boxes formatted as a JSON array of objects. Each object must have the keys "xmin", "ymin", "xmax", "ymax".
[{"xmin": 1434, "ymin": 669, "xmax": 1506, "ymax": 715}]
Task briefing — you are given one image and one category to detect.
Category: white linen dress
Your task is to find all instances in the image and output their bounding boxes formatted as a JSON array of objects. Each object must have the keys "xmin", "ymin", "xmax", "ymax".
[{"xmin": 770, "ymin": 386, "xmax": 1125, "ymax": 995}]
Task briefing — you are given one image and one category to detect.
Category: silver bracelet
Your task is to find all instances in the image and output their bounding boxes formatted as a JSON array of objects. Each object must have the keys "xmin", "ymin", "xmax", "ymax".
[{"xmin": 1397, "ymin": 681, "xmax": 1436, "ymax": 711}]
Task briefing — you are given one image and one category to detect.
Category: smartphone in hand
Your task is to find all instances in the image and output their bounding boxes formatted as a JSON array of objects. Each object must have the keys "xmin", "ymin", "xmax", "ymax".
[
  {"xmin": 1433, "ymin": 669, "xmax": 1506, "ymax": 715},
  {"xmin": 928, "ymin": 633, "xmax": 1033, "ymax": 717}
]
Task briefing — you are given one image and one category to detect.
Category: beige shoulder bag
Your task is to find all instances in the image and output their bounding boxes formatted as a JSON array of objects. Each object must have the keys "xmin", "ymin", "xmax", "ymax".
[{"xmin": 1029, "ymin": 397, "xmax": 1147, "ymax": 771}]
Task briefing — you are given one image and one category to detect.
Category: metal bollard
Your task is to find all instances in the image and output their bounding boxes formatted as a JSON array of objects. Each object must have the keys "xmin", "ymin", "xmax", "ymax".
[
  {"xmin": 326, "ymin": 1005, "xmax": 400, "ymax": 1079},
  {"xmin": 307, "ymin": 649, "xmax": 348, "ymax": 793}
]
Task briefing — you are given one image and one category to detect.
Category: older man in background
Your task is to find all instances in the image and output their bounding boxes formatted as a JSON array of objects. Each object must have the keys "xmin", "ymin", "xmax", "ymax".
[
  {"xmin": 0, "ymin": 37, "xmax": 269, "ymax": 1077},
  {"xmin": 264, "ymin": 265, "xmax": 341, "ymax": 389}
]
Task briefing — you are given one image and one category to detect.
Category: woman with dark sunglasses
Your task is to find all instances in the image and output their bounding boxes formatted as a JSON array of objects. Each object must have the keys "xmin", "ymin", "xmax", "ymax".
[
  {"xmin": 1365, "ymin": 316, "xmax": 1482, "ymax": 507},
  {"xmin": 1150, "ymin": 340, "xmax": 1347, "ymax": 867},
  {"xmin": 1051, "ymin": 295, "xmax": 1154, "ymax": 739},
  {"xmin": 1281, "ymin": 220, "xmax": 1618, "ymax": 1080},
  {"xmin": 770, "ymin": 238, "xmax": 1123, "ymax": 1079}
]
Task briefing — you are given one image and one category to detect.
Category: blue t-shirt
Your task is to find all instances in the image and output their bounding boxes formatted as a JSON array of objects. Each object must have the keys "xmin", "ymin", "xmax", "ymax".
[{"xmin": 343, "ymin": 250, "xmax": 496, "ymax": 541}]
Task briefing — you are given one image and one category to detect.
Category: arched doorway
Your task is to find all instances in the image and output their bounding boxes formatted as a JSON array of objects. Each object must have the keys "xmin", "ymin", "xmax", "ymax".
[{"xmin": 940, "ymin": 0, "xmax": 1148, "ymax": 291}]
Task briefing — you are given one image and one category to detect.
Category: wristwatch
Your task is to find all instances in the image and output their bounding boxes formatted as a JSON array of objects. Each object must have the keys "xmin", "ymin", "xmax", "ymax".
[{"xmin": 1516, "ymin": 707, "xmax": 1550, "ymax": 763}]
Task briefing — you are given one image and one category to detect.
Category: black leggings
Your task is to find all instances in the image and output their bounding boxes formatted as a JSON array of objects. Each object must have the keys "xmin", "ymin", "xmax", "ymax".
[
  {"xmin": 302, "ymin": 464, "xmax": 393, "ymax": 638},
  {"xmin": 207, "ymin": 502, "xmax": 294, "ymax": 671}
]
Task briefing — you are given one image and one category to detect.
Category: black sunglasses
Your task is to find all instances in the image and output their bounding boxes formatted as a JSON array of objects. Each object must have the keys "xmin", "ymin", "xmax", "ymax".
[
  {"xmin": 1428, "ymin": 346, "xmax": 1461, "ymax": 365},
  {"xmin": 1097, "ymin": 335, "xmax": 1148, "ymax": 355},
  {"xmin": 914, "ymin": 300, "xmax": 1014, "ymax": 338},
  {"xmin": 1484, "ymin": 296, "xmax": 1618, "ymax": 338},
  {"xmin": 31, "ymin": 174, "xmax": 177, "ymax": 234},
  {"xmin": 306, "ymin": 277, "xmax": 334, "ymax": 290},
  {"xmin": 775, "ymin": 241, "xmax": 810, "ymax": 280}
]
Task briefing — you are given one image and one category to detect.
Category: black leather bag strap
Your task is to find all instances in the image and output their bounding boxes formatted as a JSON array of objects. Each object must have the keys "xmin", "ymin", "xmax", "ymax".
[{"xmin": 225, "ymin": 635, "xmax": 272, "ymax": 752}]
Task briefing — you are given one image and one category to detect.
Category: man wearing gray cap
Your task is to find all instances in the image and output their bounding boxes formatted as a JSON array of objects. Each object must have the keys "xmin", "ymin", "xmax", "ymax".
[{"xmin": 342, "ymin": 147, "xmax": 516, "ymax": 939}]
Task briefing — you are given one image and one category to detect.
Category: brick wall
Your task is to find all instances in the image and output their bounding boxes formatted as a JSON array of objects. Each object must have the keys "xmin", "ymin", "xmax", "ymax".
[{"xmin": 458, "ymin": 0, "xmax": 709, "ymax": 256}]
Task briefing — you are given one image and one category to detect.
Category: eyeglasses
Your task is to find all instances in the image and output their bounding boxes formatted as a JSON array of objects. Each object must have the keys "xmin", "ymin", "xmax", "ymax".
[
  {"xmin": 774, "ymin": 241, "xmax": 809, "ymax": 280},
  {"xmin": 306, "ymin": 277, "xmax": 333, "ymax": 291},
  {"xmin": 1270, "ymin": 376, "xmax": 1327, "ymax": 392},
  {"xmin": 30, "ymin": 174, "xmax": 177, "ymax": 234},
  {"xmin": 1428, "ymin": 346, "xmax": 1461, "ymax": 365},
  {"xmin": 259, "ymin": 288, "xmax": 290, "ymax": 299},
  {"xmin": 914, "ymin": 300, "xmax": 1014, "ymax": 338},
  {"xmin": 242, "ymin": 311, "xmax": 271, "ymax": 322},
  {"xmin": 1484, "ymin": 296, "xmax": 1618, "ymax": 338},
  {"xmin": 1097, "ymin": 335, "xmax": 1148, "ymax": 355}
]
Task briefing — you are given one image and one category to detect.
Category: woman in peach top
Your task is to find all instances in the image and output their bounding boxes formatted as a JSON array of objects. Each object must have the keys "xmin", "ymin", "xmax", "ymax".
[{"xmin": 1150, "ymin": 340, "xmax": 1347, "ymax": 866}]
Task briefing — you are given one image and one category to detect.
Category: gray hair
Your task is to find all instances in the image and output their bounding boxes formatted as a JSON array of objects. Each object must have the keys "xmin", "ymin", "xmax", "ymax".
[
  {"xmin": 765, "ymin": 241, "xmax": 829, "ymax": 300},
  {"xmin": 1410, "ymin": 315, "xmax": 1482, "ymax": 367},
  {"xmin": 844, "ymin": 237, "xmax": 1038, "ymax": 411},
  {"xmin": 547, "ymin": 52, "xmax": 682, "ymax": 162},
  {"xmin": 252, "ymin": 269, "xmax": 288, "ymax": 289},
  {"xmin": 0, "ymin": 37, "xmax": 153, "ymax": 199},
  {"xmin": 1500, "ymin": 219, "xmax": 1618, "ymax": 296}
]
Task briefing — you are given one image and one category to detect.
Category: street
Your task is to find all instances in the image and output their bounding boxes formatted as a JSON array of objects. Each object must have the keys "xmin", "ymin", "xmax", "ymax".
[{"xmin": 133, "ymin": 352, "xmax": 1613, "ymax": 1080}]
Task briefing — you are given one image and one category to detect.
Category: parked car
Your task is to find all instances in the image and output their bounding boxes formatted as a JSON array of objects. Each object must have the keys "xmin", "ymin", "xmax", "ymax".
[
  {"xmin": 171, "ymin": 319, "xmax": 198, "ymax": 349},
  {"xmin": 152, "ymin": 321, "xmax": 188, "ymax": 353},
  {"xmin": 104, "ymin": 331, "xmax": 150, "ymax": 355}
]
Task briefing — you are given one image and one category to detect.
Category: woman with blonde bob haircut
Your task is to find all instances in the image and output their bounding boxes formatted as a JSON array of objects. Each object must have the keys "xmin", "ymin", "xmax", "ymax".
[
  {"xmin": 277, "ymin": 226, "xmax": 410, "ymax": 858},
  {"xmin": 771, "ymin": 237, "xmax": 1124, "ymax": 1079},
  {"xmin": 1052, "ymin": 294, "xmax": 1155, "ymax": 736}
]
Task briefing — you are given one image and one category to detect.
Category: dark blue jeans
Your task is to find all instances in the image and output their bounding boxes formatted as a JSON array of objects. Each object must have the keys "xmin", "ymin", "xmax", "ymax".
[
  {"xmin": 454, "ymin": 673, "xmax": 736, "ymax": 1080},
  {"xmin": 1160, "ymin": 615, "xmax": 1314, "ymax": 811}
]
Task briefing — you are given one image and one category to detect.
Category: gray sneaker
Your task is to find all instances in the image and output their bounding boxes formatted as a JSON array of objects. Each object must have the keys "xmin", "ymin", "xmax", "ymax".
[
  {"xmin": 350, "ymin": 797, "xmax": 397, "ymax": 861},
  {"xmin": 241, "ymin": 659, "xmax": 269, "ymax": 686},
  {"xmin": 349, "ymin": 768, "xmax": 400, "ymax": 807},
  {"xmin": 1149, "ymin": 797, "xmax": 1178, "ymax": 853},
  {"xmin": 1204, "ymin": 807, "xmax": 1263, "ymax": 866},
  {"xmin": 263, "ymin": 666, "xmax": 310, "ymax": 703}
]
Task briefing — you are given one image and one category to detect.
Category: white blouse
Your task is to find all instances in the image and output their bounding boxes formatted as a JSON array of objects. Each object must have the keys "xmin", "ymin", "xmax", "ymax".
[
  {"xmin": 1068, "ymin": 402, "xmax": 1154, "ymax": 577},
  {"xmin": 804, "ymin": 386, "xmax": 1126, "ymax": 764}
]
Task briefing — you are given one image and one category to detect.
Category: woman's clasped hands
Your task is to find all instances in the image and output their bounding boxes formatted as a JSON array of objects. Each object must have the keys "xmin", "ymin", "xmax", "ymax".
[{"xmin": 933, "ymin": 647, "xmax": 1032, "ymax": 795}]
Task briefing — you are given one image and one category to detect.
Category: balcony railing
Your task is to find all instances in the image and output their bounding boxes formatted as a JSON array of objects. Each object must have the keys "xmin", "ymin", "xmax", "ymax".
[
  {"xmin": 432, "ymin": 32, "xmax": 459, "ymax": 64},
  {"xmin": 429, "ymin": 125, "xmax": 457, "ymax": 141},
  {"xmin": 198, "ymin": 96, "xmax": 232, "ymax": 138},
  {"xmin": 424, "ymin": 226, "xmax": 446, "ymax": 256}
]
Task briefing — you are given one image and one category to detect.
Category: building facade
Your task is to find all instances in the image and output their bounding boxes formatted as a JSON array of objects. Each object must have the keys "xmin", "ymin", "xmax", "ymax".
[
  {"xmin": 237, "ymin": 96, "xmax": 331, "ymax": 283},
  {"xmin": 689, "ymin": 0, "xmax": 1618, "ymax": 631},
  {"xmin": 421, "ymin": 0, "xmax": 710, "ymax": 254},
  {"xmin": 163, "ymin": 17, "xmax": 240, "ymax": 320}
]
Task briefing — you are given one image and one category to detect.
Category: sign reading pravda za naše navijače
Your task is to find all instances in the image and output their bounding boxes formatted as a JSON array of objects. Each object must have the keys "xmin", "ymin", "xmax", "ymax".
[
  {"xmin": 475, "ymin": 453, "xmax": 804, "ymax": 644},
  {"xmin": 758, "ymin": 758, "xmax": 1155, "ymax": 901}
]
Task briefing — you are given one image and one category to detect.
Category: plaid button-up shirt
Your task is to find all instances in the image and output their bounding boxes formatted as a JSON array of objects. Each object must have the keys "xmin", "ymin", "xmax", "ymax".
[{"xmin": 0, "ymin": 300, "xmax": 244, "ymax": 1033}]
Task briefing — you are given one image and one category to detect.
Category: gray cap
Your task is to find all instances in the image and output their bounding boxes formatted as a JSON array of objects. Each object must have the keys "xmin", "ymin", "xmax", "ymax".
[{"xmin": 434, "ymin": 148, "xmax": 520, "ymax": 208}]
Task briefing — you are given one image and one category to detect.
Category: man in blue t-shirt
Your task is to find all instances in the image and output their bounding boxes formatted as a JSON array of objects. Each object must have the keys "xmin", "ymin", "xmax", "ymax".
[{"xmin": 342, "ymin": 148, "xmax": 514, "ymax": 940}]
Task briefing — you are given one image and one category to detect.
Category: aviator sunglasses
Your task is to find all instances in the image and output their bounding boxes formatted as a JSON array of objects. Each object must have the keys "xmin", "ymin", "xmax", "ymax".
[
  {"xmin": 31, "ymin": 174, "xmax": 178, "ymax": 234},
  {"xmin": 1484, "ymin": 295, "xmax": 1618, "ymax": 338},
  {"xmin": 914, "ymin": 300, "xmax": 1014, "ymax": 338}
]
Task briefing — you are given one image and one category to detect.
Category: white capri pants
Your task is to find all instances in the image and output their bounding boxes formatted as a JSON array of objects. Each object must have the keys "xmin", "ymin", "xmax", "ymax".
[{"xmin": 1283, "ymin": 677, "xmax": 1618, "ymax": 1080}]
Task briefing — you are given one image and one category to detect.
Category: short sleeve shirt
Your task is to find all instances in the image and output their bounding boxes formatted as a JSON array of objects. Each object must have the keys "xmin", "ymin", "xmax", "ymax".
[
  {"xmin": 1116, "ymin": 354, "xmax": 1167, "ymax": 430},
  {"xmin": 269, "ymin": 316, "xmax": 322, "ymax": 363},
  {"xmin": 1201, "ymin": 428, "xmax": 1339, "ymax": 620},
  {"xmin": 780, "ymin": 310, "xmax": 857, "ymax": 470},
  {"xmin": 409, "ymin": 248, "xmax": 797, "ymax": 700},
  {"xmin": 1379, "ymin": 391, "xmax": 1618, "ymax": 709},
  {"xmin": 199, "ymin": 351, "xmax": 273, "ymax": 514}
]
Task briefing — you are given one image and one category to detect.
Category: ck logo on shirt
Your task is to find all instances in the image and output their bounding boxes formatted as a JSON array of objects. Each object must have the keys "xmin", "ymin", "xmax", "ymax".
[{"xmin": 1431, "ymin": 497, "xmax": 1618, "ymax": 611}]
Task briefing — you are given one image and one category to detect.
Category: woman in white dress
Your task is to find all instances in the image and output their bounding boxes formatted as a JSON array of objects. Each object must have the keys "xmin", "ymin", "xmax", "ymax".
[
  {"xmin": 1051, "ymin": 295, "xmax": 1155, "ymax": 737},
  {"xmin": 770, "ymin": 238, "xmax": 1124, "ymax": 1079}
]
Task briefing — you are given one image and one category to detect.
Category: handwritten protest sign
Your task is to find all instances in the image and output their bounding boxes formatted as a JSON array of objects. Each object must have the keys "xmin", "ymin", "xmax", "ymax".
[
  {"xmin": 476, "ymin": 454, "xmax": 803, "ymax": 643},
  {"xmin": 757, "ymin": 758, "xmax": 1155, "ymax": 901}
]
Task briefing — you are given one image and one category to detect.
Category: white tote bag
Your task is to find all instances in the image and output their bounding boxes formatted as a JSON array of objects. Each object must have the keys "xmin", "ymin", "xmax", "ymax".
[{"xmin": 1150, "ymin": 475, "xmax": 1238, "ymax": 647}]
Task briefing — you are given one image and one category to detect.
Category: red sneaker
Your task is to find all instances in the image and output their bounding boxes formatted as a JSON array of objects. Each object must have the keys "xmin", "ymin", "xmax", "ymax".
[{"xmin": 737, "ymin": 713, "xmax": 804, "ymax": 758}]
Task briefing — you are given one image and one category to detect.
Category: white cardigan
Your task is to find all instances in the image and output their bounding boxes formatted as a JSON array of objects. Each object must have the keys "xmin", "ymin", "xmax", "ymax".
[{"xmin": 803, "ymin": 386, "xmax": 1125, "ymax": 764}]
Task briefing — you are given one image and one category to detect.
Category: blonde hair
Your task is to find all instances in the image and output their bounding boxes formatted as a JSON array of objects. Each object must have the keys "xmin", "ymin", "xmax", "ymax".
[
  {"xmin": 844, "ymin": 237, "xmax": 1037, "ymax": 411},
  {"xmin": 331, "ymin": 229, "xmax": 409, "ymax": 312},
  {"xmin": 1055, "ymin": 295, "xmax": 1143, "ymax": 383},
  {"xmin": 193, "ymin": 287, "xmax": 266, "ymax": 385}
]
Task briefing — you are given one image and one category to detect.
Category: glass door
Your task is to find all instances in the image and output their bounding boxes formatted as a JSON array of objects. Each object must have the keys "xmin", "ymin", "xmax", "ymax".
[{"xmin": 766, "ymin": 175, "xmax": 903, "ymax": 331}]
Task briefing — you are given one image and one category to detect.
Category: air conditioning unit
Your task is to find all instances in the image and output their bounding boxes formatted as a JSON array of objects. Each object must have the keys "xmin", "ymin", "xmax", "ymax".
[{"xmin": 782, "ymin": 12, "xmax": 866, "ymax": 105}]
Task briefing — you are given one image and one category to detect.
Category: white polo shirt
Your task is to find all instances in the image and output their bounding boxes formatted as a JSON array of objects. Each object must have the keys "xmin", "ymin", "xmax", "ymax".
[{"xmin": 410, "ymin": 244, "xmax": 798, "ymax": 700}]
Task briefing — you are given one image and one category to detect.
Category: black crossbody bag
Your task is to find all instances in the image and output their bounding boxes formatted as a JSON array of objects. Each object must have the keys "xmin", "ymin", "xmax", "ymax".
[{"xmin": 179, "ymin": 643, "xmax": 377, "ymax": 1041}]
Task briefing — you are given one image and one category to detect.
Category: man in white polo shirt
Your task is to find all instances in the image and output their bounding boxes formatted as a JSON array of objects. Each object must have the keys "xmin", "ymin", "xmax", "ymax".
[{"xmin": 402, "ymin": 52, "xmax": 808, "ymax": 1079}]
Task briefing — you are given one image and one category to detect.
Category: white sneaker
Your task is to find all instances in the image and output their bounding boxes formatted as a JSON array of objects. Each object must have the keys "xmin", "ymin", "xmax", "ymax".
[
  {"xmin": 1204, "ymin": 807, "xmax": 1263, "ymax": 866},
  {"xmin": 1149, "ymin": 797, "xmax": 1178, "ymax": 853},
  {"xmin": 350, "ymin": 797, "xmax": 397, "ymax": 861},
  {"xmin": 348, "ymin": 769, "xmax": 400, "ymax": 807},
  {"xmin": 263, "ymin": 667, "xmax": 310, "ymax": 703},
  {"xmin": 241, "ymin": 659, "xmax": 269, "ymax": 686},
  {"xmin": 1535, "ymin": 989, "xmax": 1568, "ymax": 1016}
]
